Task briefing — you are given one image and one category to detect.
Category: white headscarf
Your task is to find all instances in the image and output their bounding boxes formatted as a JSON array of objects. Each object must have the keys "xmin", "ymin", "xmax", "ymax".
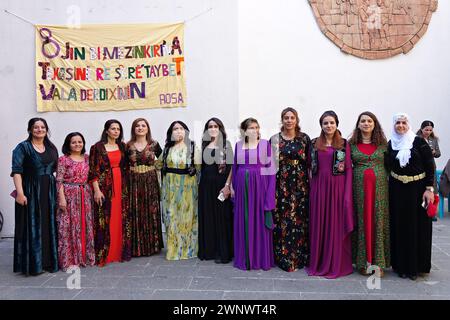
[{"xmin": 391, "ymin": 113, "xmax": 416, "ymax": 168}]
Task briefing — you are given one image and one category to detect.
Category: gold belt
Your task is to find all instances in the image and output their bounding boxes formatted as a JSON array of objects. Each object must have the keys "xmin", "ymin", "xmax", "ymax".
[
  {"xmin": 283, "ymin": 159, "xmax": 299, "ymax": 165},
  {"xmin": 131, "ymin": 165, "xmax": 156, "ymax": 173},
  {"xmin": 390, "ymin": 171, "xmax": 425, "ymax": 184}
]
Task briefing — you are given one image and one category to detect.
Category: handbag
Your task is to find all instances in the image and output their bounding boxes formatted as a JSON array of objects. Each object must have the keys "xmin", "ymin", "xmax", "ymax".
[{"xmin": 427, "ymin": 194, "xmax": 440, "ymax": 218}]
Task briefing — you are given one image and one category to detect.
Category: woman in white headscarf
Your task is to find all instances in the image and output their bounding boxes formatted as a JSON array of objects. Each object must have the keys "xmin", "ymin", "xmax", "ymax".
[{"xmin": 386, "ymin": 113, "xmax": 435, "ymax": 280}]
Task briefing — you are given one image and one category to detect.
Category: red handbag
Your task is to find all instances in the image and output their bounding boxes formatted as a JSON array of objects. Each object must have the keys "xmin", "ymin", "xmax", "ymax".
[{"xmin": 427, "ymin": 194, "xmax": 440, "ymax": 218}]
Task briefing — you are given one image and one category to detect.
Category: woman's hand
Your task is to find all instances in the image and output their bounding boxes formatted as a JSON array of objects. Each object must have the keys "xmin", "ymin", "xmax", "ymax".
[
  {"xmin": 15, "ymin": 193, "xmax": 27, "ymax": 206},
  {"xmin": 94, "ymin": 190, "xmax": 105, "ymax": 206},
  {"xmin": 220, "ymin": 185, "xmax": 231, "ymax": 199},
  {"xmin": 230, "ymin": 184, "xmax": 235, "ymax": 199},
  {"xmin": 423, "ymin": 190, "xmax": 434, "ymax": 205},
  {"xmin": 59, "ymin": 196, "xmax": 67, "ymax": 211}
]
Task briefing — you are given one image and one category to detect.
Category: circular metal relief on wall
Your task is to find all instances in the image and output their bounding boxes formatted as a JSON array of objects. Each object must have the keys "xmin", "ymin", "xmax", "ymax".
[{"xmin": 309, "ymin": 0, "xmax": 438, "ymax": 59}]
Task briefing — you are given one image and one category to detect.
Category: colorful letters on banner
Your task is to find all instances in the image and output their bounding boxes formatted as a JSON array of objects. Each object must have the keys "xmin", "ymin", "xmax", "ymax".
[{"xmin": 35, "ymin": 23, "xmax": 186, "ymax": 112}]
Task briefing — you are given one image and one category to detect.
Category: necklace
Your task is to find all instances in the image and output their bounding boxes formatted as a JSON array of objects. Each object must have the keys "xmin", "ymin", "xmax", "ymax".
[{"xmin": 32, "ymin": 142, "xmax": 45, "ymax": 152}]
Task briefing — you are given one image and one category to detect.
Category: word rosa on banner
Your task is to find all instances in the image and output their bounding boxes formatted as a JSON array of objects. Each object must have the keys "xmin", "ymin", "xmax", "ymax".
[
  {"xmin": 35, "ymin": 23, "xmax": 187, "ymax": 112},
  {"xmin": 308, "ymin": 0, "xmax": 438, "ymax": 60}
]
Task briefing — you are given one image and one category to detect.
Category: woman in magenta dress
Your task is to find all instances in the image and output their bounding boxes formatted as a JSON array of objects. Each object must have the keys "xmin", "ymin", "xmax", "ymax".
[
  {"xmin": 231, "ymin": 118, "xmax": 276, "ymax": 271},
  {"xmin": 307, "ymin": 110, "xmax": 354, "ymax": 278},
  {"xmin": 89, "ymin": 120, "xmax": 131, "ymax": 266},
  {"xmin": 56, "ymin": 132, "xmax": 95, "ymax": 270}
]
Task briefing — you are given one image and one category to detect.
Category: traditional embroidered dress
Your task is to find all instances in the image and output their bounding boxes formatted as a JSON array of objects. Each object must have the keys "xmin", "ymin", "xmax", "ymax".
[
  {"xmin": 88, "ymin": 142, "xmax": 131, "ymax": 266},
  {"xmin": 127, "ymin": 141, "xmax": 164, "ymax": 257},
  {"xmin": 271, "ymin": 133, "xmax": 310, "ymax": 272},
  {"xmin": 351, "ymin": 143, "xmax": 390, "ymax": 271},
  {"xmin": 56, "ymin": 154, "xmax": 95, "ymax": 270}
]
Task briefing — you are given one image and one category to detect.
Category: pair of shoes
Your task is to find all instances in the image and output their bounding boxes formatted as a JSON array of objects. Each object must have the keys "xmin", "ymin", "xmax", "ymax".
[{"xmin": 399, "ymin": 273, "xmax": 407, "ymax": 279}]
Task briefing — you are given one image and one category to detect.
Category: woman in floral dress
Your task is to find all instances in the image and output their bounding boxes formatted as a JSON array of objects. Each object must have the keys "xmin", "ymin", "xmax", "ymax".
[
  {"xmin": 161, "ymin": 121, "xmax": 199, "ymax": 260},
  {"xmin": 56, "ymin": 132, "xmax": 95, "ymax": 271},
  {"xmin": 127, "ymin": 118, "xmax": 164, "ymax": 257},
  {"xmin": 271, "ymin": 107, "xmax": 310, "ymax": 272}
]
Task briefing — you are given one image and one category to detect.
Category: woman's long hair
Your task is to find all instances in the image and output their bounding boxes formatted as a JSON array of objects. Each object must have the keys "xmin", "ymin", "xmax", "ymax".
[
  {"xmin": 26, "ymin": 117, "xmax": 58, "ymax": 153},
  {"xmin": 164, "ymin": 120, "xmax": 191, "ymax": 150},
  {"xmin": 416, "ymin": 120, "xmax": 438, "ymax": 141},
  {"xmin": 100, "ymin": 119, "xmax": 124, "ymax": 144},
  {"xmin": 202, "ymin": 118, "xmax": 227, "ymax": 152},
  {"xmin": 348, "ymin": 111, "xmax": 387, "ymax": 146},
  {"xmin": 280, "ymin": 107, "xmax": 302, "ymax": 137},
  {"xmin": 127, "ymin": 118, "xmax": 154, "ymax": 147},
  {"xmin": 315, "ymin": 110, "xmax": 344, "ymax": 151}
]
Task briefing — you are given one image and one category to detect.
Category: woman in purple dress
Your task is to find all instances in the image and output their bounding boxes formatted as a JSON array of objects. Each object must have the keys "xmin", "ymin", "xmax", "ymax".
[
  {"xmin": 231, "ymin": 118, "xmax": 276, "ymax": 271},
  {"xmin": 307, "ymin": 110, "xmax": 354, "ymax": 279}
]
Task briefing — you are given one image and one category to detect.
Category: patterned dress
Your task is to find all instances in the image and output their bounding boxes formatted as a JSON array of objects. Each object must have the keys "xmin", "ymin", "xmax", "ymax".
[
  {"xmin": 351, "ymin": 143, "xmax": 390, "ymax": 271},
  {"xmin": 56, "ymin": 154, "xmax": 95, "ymax": 271},
  {"xmin": 271, "ymin": 133, "xmax": 310, "ymax": 272},
  {"xmin": 88, "ymin": 142, "xmax": 131, "ymax": 266},
  {"xmin": 127, "ymin": 141, "xmax": 164, "ymax": 257},
  {"xmin": 161, "ymin": 145, "xmax": 198, "ymax": 260}
]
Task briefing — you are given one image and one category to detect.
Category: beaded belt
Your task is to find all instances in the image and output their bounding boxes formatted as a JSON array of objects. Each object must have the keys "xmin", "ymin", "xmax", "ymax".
[
  {"xmin": 283, "ymin": 159, "xmax": 299, "ymax": 165},
  {"xmin": 131, "ymin": 165, "xmax": 156, "ymax": 173},
  {"xmin": 390, "ymin": 171, "xmax": 425, "ymax": 184}
]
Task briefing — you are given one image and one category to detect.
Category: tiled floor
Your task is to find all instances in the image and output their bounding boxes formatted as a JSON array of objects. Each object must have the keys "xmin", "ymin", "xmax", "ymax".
[{"xmin": 1, "ymin": 216, "xmax": 450, "ymax": 300}]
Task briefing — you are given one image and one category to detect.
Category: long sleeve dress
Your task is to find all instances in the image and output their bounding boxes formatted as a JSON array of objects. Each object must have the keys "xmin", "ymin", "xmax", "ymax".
[
  {"xmin": 11, "ymin": 141, "xmax": 59, "ymax": 275},
  {"xmin": 56, "ymin": 154, "xmax": 95, "ymax": 270},
  {"xmin": 127, "ymin": 141, "xmax": 164, "ymax": 257},
  {"xmin": 161, "ymin": 143, "xmax": 199, "ymax": 260},
  {"xmin": 351, "ymin": 143, "xmax": 390, "ymax": 271},
  {"xmin": 232, "ymin": 139, "xmax": 276, "ymax": 271},
  {"xmin": 88, "ymin": 142, "xmax": 131, "ymax": 266},
  {"xmin": 387, "ymin": 136, "xmax": 435, "ymax": 277},
  {"xmin": 271, "ymin": 132, "xmax": 310, "ymax": 272},
  {"xmin": 307, "ymin": 141, "xmax": 354, "ymax": 279},
  {"xmin": 198, "ymin": 141, "xmax": 234, "ymax": 263}
]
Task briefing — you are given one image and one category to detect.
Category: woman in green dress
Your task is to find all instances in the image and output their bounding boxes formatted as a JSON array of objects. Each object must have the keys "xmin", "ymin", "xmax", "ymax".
[
  {"xmin": 349, "ymin": 111, "xmax": 390, "ymax": 277},
  {"xmin": 161, "ymin": 121, "xmax": 199, "ymax": 260},
  {"xmin": 11, "ymin": 118, "xmax": 59, "ymax": 275}
]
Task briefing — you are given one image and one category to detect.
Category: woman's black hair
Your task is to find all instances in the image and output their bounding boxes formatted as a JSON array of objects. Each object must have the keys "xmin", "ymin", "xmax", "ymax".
[
  {"xmin": 62, "ymin": 132, "xmax": 86, "ymax": 155},
  {"xmin": 201, "ymin": 118, "xmax": 227, "ymax": 153},
  {"xmin": 164, "ymin": 120, "xmax": 191, "ymax": 150},
  {"xmin": 26, "ymin": 117, "xmax": 58, "ymax": 152},
  {"xmin": 100, "ymin": 119, "xmax": 124, "ymax": 143}
]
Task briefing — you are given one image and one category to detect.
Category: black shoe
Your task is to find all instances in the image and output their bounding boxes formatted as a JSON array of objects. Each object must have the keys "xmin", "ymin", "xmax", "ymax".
[
  {"xmin": 408, "ymin": 275, "xmax": 417, "ymax": 281},
  {"xmin": 399, "ymin": 273, "xmax": 407, "ymax": 279}
]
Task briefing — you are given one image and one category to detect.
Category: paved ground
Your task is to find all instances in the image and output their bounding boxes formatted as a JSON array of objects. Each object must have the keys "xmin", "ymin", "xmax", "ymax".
[{"xmin": 1, "ymin": 215, "xmax": 450, "ymax": 300}]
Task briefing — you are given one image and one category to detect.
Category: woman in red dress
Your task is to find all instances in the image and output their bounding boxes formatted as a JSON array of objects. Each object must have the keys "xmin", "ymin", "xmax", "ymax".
[{"xmin": 89, "ymin": 120, "xmax": 131, "ymax": 266}]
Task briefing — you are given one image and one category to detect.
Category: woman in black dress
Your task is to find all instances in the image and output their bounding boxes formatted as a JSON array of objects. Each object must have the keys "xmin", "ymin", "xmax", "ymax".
[
  {"xmin": 11, "ymin": 118, "xmax": 59, "ymax": 275},
  {"xmin": 198, "ymin": 118, "xmax": 234, "ymax": 263},
  {"xmin": 387, "ymin": 113, "xmax": 435, "ymax": 280}
]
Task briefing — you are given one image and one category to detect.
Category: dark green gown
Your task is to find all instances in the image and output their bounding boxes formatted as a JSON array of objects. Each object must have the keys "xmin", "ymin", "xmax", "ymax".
[{"xmin": 11, "ymin": 141, "xmax": 59, "ymax": 275}]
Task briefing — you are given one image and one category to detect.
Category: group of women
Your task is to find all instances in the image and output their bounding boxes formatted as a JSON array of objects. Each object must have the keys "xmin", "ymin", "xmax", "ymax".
[{"xmin": 11, "ymin": 109, "xmax": 440, "ymax": 281}]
